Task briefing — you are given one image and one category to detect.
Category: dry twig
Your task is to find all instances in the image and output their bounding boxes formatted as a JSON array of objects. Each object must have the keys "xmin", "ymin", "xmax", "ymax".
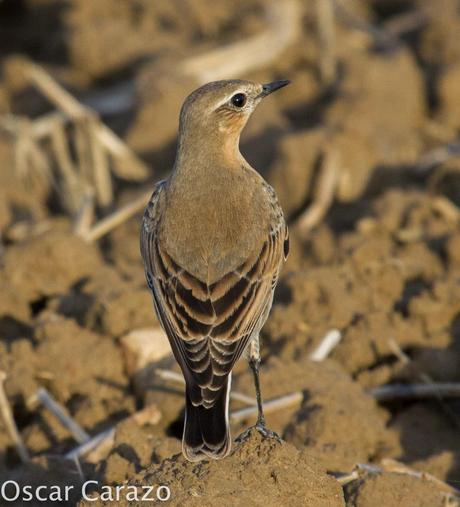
[
  {"xmin": 431, "ymin": 196, "xmax": 460, "ymax": 223},
  {"xmin": 296, "ymin": 148, "xmax": 338, "ymax": 236},
  {"xmin": 0, "ymin": 370, "xmax": 30, "ymax": 462},
  {"xmin": 28, "ymin": 388, "xmax": 90, "ymax": 444},
  {"xmin": 387, "ymin": 337, "xmax": 460, "ymax": 431},
  {"xmin": 49, "ymin": 120, "xmax": 84, "ymax": 211},
  {"xmin": 0, "ymin": 115, "xmax": 51, "ymax": 188},
  {"xmin": 4, "ymin": 220, "xmax": 52, "ymax": 243},
  {"xmin": 370, "ymin": 383, "xmax": 460, "ymax": 402},
  {"xmin": 382, "ymin": 9, "xmax": 428, "ymax": 38},
  {"xmin": 65, "ymin": 428, "xmax": 114, "ymax": 462},
  {"xmin": 73, "ymin": 188, "xmax": 96, "ymax": 237},
  {"xmin": 334, "ymin": 1, "xmax": 427, "ymax": 51},
  {"xmin": 310, "ymin": 329, "xmax": 342, "ymax": 361},
  {"xmin": 1, "ymin": 60, "xmax": 150, "ymax": 216},
  {"xmin": 381, "ymin": 458, "xmax": 460, "ymax": 496},
  {"xmin": 230, "ymin": 391, "xmax": 303, "ymax": 423},
  {"xmin": 316, "ymin": 0, "xmax": 337, "ymax": 86},
  {"xmin": 65, "ymin": 404, "xmax": 162, "ymax": 462},
  {"xmin": 81, "ymin": 189, "xmax": 152, "ymax": 242},
  {"xmin": 414, "ymin": 141, "xmax": 460, "ymax": 173},
  {"xmin": 334, "ymin": 459, "xmax": 460, "ymax": 499},
  {"xmin": 182, "ymin": 0, "xmax": 301, "ymax": 83}
]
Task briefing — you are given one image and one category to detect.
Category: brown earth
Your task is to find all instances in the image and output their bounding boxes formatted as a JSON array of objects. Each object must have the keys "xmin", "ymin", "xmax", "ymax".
[{"xmin": 1, "ymin": 0, "xmax": 460, "ymax": 505}]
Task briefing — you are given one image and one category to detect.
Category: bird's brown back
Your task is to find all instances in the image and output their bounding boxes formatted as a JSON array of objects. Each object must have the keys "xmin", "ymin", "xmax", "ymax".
[{"xmin": 158, "ymin": 162, "xmax": 272, "ymax": 285}]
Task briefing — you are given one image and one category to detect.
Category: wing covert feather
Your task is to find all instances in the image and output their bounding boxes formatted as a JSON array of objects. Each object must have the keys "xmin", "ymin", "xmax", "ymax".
[{"xmin": 141, "ymin": 180, "xmax": 288, "ymax": 407}]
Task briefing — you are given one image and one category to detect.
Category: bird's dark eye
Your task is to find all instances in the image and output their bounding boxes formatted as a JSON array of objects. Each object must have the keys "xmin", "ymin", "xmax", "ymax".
[{"xmin": 231, "ymin": 93, "xmax": 246, "ymax": 107}]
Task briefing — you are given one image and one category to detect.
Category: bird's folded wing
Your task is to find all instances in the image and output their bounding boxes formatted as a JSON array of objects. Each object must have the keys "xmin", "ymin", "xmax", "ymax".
[{"xmin": 141, "ymin": 181, "xmax": 288, "ymax": 407}]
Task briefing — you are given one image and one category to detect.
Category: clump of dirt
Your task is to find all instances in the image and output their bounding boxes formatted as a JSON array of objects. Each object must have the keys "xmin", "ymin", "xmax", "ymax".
[
  {"xmin": 232, "ymin": 358, "xmax": 389, "ymax": 472},
  {"xmin": 388, "ymin": 402, "xmax": 460, "ymax": 480},
  {"xmin": 0, "ymin": 140, "xmax": 50, "ymax": 232},
  {"xmin": 418, "ymin": 0, "xmax": 460, "ymax": 68},
  {"xmin": 2, "ymin": 229, "xmax": 103, "ymax": 302},
  {"xmin": 284, "ymin": 364, "xmax": 389, "ymax": 471},
  {"xmin": 437, "ymin": 63, "xmax": 460, "ymax": 131},
  {"xmin": 344, "ymin": 472, "xmax": 450, "ymax": 507},
  {"xmin": 116, "ymin": 431, "xmax": 345, "ymax": 507},
  {"xmin": 2, "ymin": 316, "xmax": 134, "ymax": 456},
  {"xmin": 326, "ymin": 48, "xmax": 425, "ymax": 201},
  {"xmin": 96, "ymin": 414, "xmax": 181, "ymax": 484},
  {"xmin": 267, "ymin": 128, "xmax": 325, "ymax": 217},
  {"xmin": 266, "ymin": 188, "xmax": 460, "ymax": 384}
]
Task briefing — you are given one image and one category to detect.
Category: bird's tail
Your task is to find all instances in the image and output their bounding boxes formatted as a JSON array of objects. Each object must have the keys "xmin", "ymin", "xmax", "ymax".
[{"xmin": 182, "ymin": 374, "xmax": 232, "ymax": 461}]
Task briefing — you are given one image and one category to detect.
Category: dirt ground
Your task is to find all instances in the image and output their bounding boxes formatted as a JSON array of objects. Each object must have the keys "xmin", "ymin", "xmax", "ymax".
[{"xmin": 1, "ymin": 0, "xmax": 460, "ymax": 505}]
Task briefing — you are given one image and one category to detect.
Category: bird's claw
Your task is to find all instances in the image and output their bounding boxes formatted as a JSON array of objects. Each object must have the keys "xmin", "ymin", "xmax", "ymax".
[
  {"xmin": 236, "ymin": 423, "xmax": 283, "ymax": 444},
  {"xmin": 255, "ymin": 423, "xmax": 283, "ymax": 443}
]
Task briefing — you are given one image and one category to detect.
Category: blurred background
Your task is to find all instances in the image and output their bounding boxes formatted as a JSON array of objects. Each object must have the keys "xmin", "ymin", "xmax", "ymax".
[{"xmin": 1, "ymin": 0, "xmax": 460, "ymax": 504}]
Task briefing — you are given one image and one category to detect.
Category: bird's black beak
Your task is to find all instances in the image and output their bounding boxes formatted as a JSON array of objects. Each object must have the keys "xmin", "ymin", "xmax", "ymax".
[{"xmin": 259, "ymin": 80, "xmax": 290, "ymax": 98}]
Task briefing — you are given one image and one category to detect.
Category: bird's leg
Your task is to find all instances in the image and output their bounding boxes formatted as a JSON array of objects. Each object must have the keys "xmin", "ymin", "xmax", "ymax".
[
  {"xmin": 249, "ymin": 355, "xmax": 265, "ymax": 428},
  {"xmin": 236, "ymin": 337, "xmax": 283, "ymax": 444}
]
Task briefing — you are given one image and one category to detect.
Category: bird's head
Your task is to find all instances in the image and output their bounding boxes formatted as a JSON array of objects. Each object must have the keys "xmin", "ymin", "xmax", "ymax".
[{"xmin": 177, "ymin": 79, "xmax": 289, "ymax": 159}]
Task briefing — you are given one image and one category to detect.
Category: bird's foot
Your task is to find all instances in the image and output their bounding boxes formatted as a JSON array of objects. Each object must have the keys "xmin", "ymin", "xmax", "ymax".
[
  {"xmin": 236, "ymin": 422, "xmax": 283, "ymax": 444},
  {"xmin": 255, "ymin": 423, "xmax": 283, "ymax": 443}
]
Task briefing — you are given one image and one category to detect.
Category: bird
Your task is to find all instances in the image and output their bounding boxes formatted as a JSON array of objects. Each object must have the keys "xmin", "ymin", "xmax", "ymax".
[{"xmin": 140, "ymin": 79, "xmax": 289, "ymax": 461}]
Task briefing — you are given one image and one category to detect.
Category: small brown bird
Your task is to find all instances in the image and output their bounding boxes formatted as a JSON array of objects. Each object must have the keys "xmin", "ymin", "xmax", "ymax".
[{"xmin": 141, "ymin": 79, "xmax": 289, "ymax": 461}]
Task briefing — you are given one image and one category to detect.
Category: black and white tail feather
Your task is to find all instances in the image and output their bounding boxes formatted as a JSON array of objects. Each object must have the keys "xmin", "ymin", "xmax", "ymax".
[{"xmin": 183, "ymin": 374, "xmax": 231, "ymax": 460}]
